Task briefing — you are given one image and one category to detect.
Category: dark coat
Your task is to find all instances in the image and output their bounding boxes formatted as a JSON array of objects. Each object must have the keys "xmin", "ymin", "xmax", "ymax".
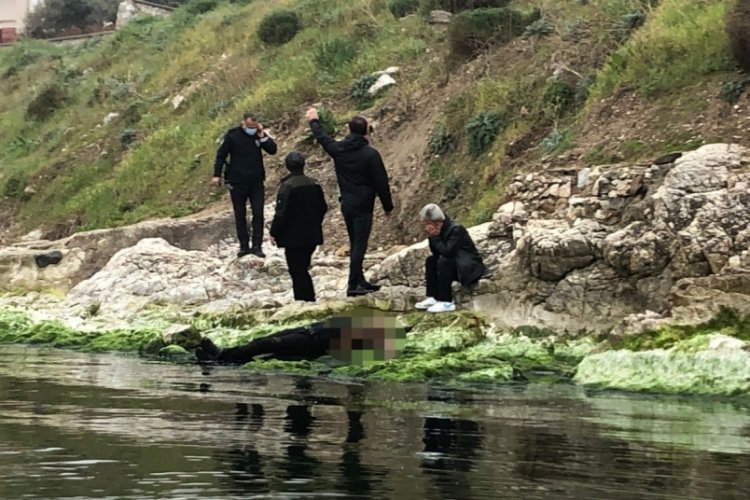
[
  {"xmin": 309, "ymin": 119, "xmax": 394, "ymax": 213},
  {"xmin": 214, "ymin": 127, "xmax": 278, "ymax": 184},
  {"xmin": 270, "ymin": 172, "xmax": 328, "ymax": 248},
  {"xmin": 428, "ymin": 217, "xmax": 487, "ymax": 286}
]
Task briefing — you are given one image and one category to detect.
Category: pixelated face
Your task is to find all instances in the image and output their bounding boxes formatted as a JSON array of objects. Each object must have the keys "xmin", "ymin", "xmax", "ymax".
[
  {"xmin": 423, "ymin": 220, "xmax": 442, "ymax": 235},
  {"xmin": 327, "ymin": 311, "xmax": 408, "ymax": 366}
]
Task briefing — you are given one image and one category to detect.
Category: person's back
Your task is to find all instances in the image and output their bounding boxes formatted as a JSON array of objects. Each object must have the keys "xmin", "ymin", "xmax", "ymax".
[
  {"xmin": 271, "ymin": 173, "xmax": 327, "ymax": 248},
  {"xmin": 305, "ymin": 108, "xmax": 394, "ymax": 296},
  {"xmin": 270, "ymin": 152, "xmax": 328, "ymax": 302}
]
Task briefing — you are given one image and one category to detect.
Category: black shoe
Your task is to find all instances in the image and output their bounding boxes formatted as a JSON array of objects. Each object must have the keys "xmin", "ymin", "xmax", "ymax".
[
  {"xmin": 249, "ymin": 247, "xmax": 266, "ymax": 258},
  {"xmin": 347, "ymin": 285, "xmax": 375, "ymax": 297},
  {"xmin": 196, "ymin": 337, "xmax": 223, "ymax": 362},
  {"xmin": 237, "ymin": 248, "xmax": 251, "ymax": 258},
  {"xmin": 361, "ymin": 281, "xmax": 381, "ymax": 292}
]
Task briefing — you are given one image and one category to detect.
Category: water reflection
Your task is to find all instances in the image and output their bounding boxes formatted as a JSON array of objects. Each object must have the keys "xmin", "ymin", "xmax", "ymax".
[{"xmin": 2, "ymin": 345, "xmax": 750, "ymax": 499}]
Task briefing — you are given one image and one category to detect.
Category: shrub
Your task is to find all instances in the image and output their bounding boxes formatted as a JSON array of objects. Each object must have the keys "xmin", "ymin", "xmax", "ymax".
[
  {"xmin": 388, "ymin": 0, "xmax": 420, "ymax": 18},
  {"xmin": 257, "ymin": 10, "xmax": 301, "ymax": 45},
  {"xmin": 3, "ymin": 172, "xmax": 27, "ymax": 198},
  {"xmin": 448, "ymin": 8, "xmax": 537, "ymax": 59},
  {"xmin": 728, "ymin": 0, "xmax": 750, "ymax": 72},
  {"xmin": 523, "ymin": 18, "xmax": 554, "ymax": 39},
  {"xmin": 314, "ymin": 38, "xmax": 358, "ymax": 71},
  {"xmin": 318, "ymin": 107, "xmax": 337, "ymax": 136},
  {"xmin": 428, "ymin": 126, "xmax": 454, "ymax": 155},
  {"xmin": 26, "ymin": 83, "xmax": 69, "ymax": 121},
  {"xmin": 540, "ymin": 128, "xmax": 569, "ymax": 155},
  {"xmin": 719, "ymin": 79, "xmax": 749, "ymax": 104},
  {"xmin": 184, "ymin": 0, "xmax": 219, "ymax": 15},
  {"xmin": 2, "ymin": 45, "xmax": 42, "ymax": 78},
  {"xmin": 542, "ymin": 80, "xmax": 576, "ymax": 117},
  {"xmin": 350, "ymin": 74, "xmax": 378, "ymax": 108},
  {"xmin": 465, "ymin": 112, "xmax": 503, "ymax": 157}
]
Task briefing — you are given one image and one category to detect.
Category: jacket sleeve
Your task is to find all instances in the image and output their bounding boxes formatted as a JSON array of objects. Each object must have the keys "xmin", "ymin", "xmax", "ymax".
[
  {"xmin": 214, "ymin": 133, "xmax": 231, "ymax": 177},
  {"xmin": 428, "ymin": 236, "xmax": 439, "ymax": 256},
  {"xmin": 270, "ymin": 183, "xmax": 293, "ymax": 239},
  {"xmin": 310, "ymin": 119, "xmax": 338, "ymax": 157},
  {"xmin": 370, "ymin": 150, "xmax": 394, "ymax": 212},
  {"xmin": 260, "ymin": 135, "xmax": 277, "ymax": 155},
  {"xmin": 431, "ymin": 226, "xmax": 463, "ymax": 258},
  {"xmin": 317, "ymin": 184, "xmax": 328, "ymax": 224}
]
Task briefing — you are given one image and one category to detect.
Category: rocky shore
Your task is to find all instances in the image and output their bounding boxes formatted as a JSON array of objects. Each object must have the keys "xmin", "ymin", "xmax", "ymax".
[{"xmin": 2, "ymin": 143, "xmax": 750, "ymax": 396}]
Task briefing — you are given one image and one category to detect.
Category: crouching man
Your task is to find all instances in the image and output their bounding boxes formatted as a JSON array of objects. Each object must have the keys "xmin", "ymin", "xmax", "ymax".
[{"xmin": 415, "ymin": 203, "xmax": 488, "ymax": 313}]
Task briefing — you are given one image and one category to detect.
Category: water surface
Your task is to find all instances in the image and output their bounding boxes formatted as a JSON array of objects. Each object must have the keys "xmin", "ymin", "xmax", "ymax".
[{"xmin": 1, "ymin": 345, "xmax": 749, "ymax": 499}]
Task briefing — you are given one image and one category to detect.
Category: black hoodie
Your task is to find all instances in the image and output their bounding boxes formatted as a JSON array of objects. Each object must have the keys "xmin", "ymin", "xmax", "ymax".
[{"xmin": 309, "ymin": 120, "xmax": 394, "ymax": 213}]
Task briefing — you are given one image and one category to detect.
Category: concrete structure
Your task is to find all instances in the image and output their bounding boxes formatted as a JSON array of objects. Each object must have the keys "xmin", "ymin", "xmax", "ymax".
[
  {"xmin": 116, "ymin": 0, "xmax": 174, "ymax": 29},
  {"xmin": 0, "ymin": 0, "xmax": 32, "ymax": 34}
]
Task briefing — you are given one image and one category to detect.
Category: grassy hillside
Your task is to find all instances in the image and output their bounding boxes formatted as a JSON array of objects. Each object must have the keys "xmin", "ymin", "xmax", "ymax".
[{"xmin": 0, "ymin": 0, "xmax": 746, "ymax": 241}]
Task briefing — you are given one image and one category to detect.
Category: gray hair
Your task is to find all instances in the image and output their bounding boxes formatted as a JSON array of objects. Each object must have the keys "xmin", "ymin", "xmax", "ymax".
[{"xmin": 419, "ymin": 203, "xmax": 445, "ymax": 222}]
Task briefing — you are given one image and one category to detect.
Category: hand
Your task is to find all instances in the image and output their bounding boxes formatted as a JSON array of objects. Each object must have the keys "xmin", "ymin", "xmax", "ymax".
[
  {"xmin": 424, "ymin": 225, "xmax": 440, "ymax": 237},
  {"xmin": 306, "ymin": 107, "xmax": 319, "ymax": 121},
  {"xmin": 211, "ymin": 176, "xmax": 223, "ymax": 187},
  {"xmin": 257, "ymin": 123, "xmax": 265, "ymax": 137}
]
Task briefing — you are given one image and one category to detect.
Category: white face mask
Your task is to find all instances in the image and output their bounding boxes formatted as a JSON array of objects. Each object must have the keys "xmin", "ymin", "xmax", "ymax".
[{"xmin": 244, "ymin": 127, "xmax": 258, "ymax": 136}]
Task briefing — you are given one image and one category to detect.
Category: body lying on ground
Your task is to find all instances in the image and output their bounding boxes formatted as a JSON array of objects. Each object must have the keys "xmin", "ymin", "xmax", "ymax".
[{"xmin": 195, "ymin": 315, "xmax": 410, "ymax": 365}]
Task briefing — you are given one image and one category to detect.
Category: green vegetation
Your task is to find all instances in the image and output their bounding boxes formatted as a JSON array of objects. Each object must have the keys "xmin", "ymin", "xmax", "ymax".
[
  {"xmin": 388, "ymin": 0, "xmax": 419, "ymax": 18},
  {"xmin": 257, "ymin": 9, "xmax": 301, "ymax": 45},
  {"xmin": 0, "ymin": 0, "xmax": 744, "ymax": 237},
  {"xmin": 447, "ymin": 7, "xmax": 537, "ymax": 59},
  {"xmin": 613, "ymin": 307, "xmax": 750, "ymax": 351}
]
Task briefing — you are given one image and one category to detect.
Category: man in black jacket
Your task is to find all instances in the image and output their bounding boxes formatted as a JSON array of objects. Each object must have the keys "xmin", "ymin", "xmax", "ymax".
[
  {"xmin": 270, "ymin": 152, "xmax": 328, "ymax": 302},
  {"xmin": 214, "ymin": 112, "xmax": 278, "ymax": 258},
  {"xmin": 305, "ymin": 107, "xmax": 394, "ymax": 297},
  {"xmin": 415, "ymin": 203, "xmax": 487, "ymax": 313}
]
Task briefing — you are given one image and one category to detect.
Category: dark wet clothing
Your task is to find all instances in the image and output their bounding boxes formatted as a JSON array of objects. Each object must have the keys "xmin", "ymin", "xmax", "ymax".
[{"xmin": 211, "ymin": 323, "xmax": 340, "ymax": 364}]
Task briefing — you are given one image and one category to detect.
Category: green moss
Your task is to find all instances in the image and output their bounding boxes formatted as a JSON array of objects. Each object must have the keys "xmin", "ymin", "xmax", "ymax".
[
  {"xmin": 618, "ymin": 308, "xmax": 750, "ymax": 351},
  {"xmin": 574, "ymin": 345, "xmax": 750, "ymax": 396}
]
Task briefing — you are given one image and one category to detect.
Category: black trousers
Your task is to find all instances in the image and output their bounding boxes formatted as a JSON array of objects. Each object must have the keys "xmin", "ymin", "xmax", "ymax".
[
  {"xmin": 425, "ymin": 255, "xmax": 458, "ymax": 302},
  {"xmin": 229, "ymin": 182, "xmax": 264, "ymax": 249},
  {"xmin": 285, "ymin": 246, "xmax": 316, "ymax": 302},
  {"xmin": 341, "ymin": 205, "xmax": 373, "ymax": 289},
  {"xmin": 217, "ymin": 326, "xmax": 335, "ymax": 364}
]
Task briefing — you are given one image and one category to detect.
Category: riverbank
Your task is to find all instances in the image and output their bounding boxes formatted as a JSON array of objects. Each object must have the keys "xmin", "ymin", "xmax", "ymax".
[
  {"xmin": 2, "ymin": 297, "xmax": 750, "ymax": 396},
  {"xmin": 2, "ymin": 143, "xmax": 750, "ymax": 396}
]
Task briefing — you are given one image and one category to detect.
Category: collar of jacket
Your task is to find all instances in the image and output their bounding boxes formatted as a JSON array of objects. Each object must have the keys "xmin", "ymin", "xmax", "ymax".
[{"xmin": 281, "ymin": 171, "xmax": 305, "ymax": 183}]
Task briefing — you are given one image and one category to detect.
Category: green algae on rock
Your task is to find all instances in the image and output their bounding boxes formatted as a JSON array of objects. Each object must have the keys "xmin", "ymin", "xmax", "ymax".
[
  {"xmin": 0, "ymin": 308, "xmax": 166, "ymax": 354},
  {"xmin": 575, "ymin": 334, "xmax": 750, "ymax": 396},
  {"xmin": 614, "ymin": 308, "xmax": 750, "ymax": 351}
]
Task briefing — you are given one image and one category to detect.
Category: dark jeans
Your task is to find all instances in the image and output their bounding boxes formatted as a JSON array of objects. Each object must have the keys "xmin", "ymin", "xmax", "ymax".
[
  {"xmin": 285, "ymin": 246, "xmax": 316, "ymax": 302},
  {"xmin": 341, "ymin": 205, "xmax": 373, "ymax": 289},
  {"xmin": 425, "ymin": 255, "xmax": 458, "ymax": 302},
  {"xmin": 229, "ymin": 182, "xmax": 264, "ymax": 249}
]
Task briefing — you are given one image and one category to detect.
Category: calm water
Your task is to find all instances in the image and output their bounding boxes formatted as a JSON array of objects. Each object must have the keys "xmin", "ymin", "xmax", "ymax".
[{"xmin": 1, "ymin": 345, "xmax": 750, "ymax": 499}]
